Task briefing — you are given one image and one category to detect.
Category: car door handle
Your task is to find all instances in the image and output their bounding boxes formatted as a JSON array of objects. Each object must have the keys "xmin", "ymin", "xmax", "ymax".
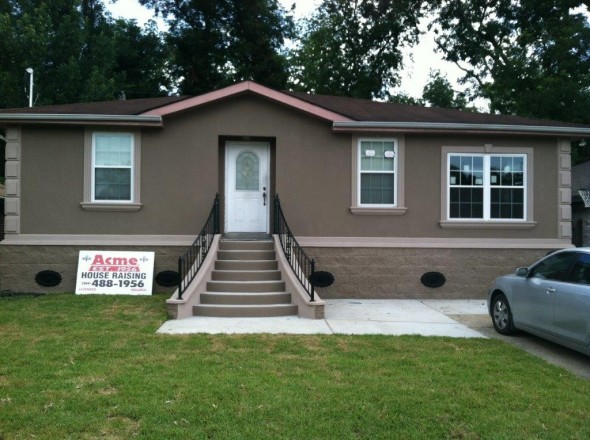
[{"xmin": 546, "ymin": 288, "xmax": 556, "ymax": 294}]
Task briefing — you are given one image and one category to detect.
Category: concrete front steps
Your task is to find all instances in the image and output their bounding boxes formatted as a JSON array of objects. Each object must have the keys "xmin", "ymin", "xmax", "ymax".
[{"xmin": 193, "ymin": 239, "xmax": 298, "ymax": 318}]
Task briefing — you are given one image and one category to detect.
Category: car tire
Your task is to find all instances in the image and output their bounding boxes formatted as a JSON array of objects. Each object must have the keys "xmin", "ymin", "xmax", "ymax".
[{"xmin": 491, "ymin": 293, "xmax": 516, "ymax": 335}]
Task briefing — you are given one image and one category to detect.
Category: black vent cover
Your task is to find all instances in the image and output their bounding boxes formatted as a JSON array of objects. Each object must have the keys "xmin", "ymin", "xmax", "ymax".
[
  {"xmin": 309, "ymin": 271, "xmax": 335, "ymax": 288},
  {"xmin": 35, "ymin": 270, "xmax": 62, "ymax": 287},
  {"xmin": 155, "ymin": 271, "xmax": 181, "ymax": 287},
  {"xmin": 420, "ymin": 272, "xmax": 446, "ymax": 288}
]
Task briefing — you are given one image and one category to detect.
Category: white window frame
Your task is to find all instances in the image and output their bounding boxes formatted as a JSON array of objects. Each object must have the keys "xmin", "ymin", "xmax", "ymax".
[
  {"xmin": 91, "ymin": 133, "xmax": 134, "ymax": 203},
  {"xmin": 350, "ymin": 136, "xmax": 406, "ymax": 215},
  {"xmin": 440, "ymin": 145, "xmax": 536, "ymax": 229},
  {"xmin": 81, "ymin": 129, "xmax": 142, "ymax": 211},
  {"xmin": 447, "ymin": 153, "xmax": 527, "ymax": 221}
]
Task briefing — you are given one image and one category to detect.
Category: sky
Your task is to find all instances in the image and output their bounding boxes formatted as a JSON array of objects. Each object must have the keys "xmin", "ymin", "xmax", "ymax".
[{"xmin": 106, "ymin": 0, "xmax": 464, "ymax": 101}]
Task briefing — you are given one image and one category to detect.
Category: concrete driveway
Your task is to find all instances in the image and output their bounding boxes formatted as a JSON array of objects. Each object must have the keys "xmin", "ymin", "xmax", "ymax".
[{"xmin": 452, "ymin": 312, "xmax": 590, "ymax": 380}]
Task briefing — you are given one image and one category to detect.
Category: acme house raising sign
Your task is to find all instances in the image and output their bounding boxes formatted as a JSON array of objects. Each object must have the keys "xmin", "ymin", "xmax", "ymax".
[{"xmin": 75, "ymin": 251, "xmax": 154, "ymax": 295}]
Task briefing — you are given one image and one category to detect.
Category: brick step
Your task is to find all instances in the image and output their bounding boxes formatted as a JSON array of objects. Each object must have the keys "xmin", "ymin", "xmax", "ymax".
[
  {"xmin": 193, "ymin": 303, "xmax": 298, "ymax": 318},
  {"xmin": 215, "ymin": 260, "xmax": 278, "ymax": 271},
  {"xmin": 200, "ymin": 291, "xmax": 291, "ymax": 305},
  {"xmin": 211, "ymin": 270, "xmax": 282, "ymax": 281},
  {"xmin": 217, "ymin": 250, "xmax": 276, "ymax": 261},
  {"xmin": 219, "ymin": 240, "xmax": 274, "ymax": 251},
  {"xmin": 206, "ymin": 280, "xmax": 286, "ymax": 293}
]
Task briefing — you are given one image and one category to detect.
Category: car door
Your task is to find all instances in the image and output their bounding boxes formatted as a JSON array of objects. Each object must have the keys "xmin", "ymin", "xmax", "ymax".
[
  {"xmin": 512, "ymin": 251, "xmax": 578, "ymax": 334},
  {"xmin": 552, "ymin": 252, "xmax": 590, "ymax": 347}
]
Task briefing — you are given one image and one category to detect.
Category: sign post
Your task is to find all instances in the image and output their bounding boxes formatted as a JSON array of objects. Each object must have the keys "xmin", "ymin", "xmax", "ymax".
[{"xmin": 75, "ymin": 251, "xmax": 155, "ymax": 295}]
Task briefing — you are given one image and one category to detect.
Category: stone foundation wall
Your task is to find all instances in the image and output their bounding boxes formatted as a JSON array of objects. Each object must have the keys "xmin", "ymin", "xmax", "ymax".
[
  {"xmin": 0, "ymin": 245, "xmax": 183, "ymax": 294},
  {"xmin": 306, "ymin": 247, "xmax": 553, "ymax": 299},
  {"xmin": 1, "ymin": 244, "xmax": 555, "ymax": 299}
]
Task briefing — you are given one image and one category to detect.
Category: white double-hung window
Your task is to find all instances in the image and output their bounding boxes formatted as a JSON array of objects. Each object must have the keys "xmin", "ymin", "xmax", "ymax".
[
  {"xmin": 358, "ymin": 139, "xmax": 397, "ymax": 206},
  {"xmin": 82, "ymin": 130, "xmax": 141, "ymax": 211},
  {"xmin": 92, "ymin": 133, "xmax": 134, "ymax": 202},
  {"xmin": 448, "ymin": 153, "xmax": 526, "ymax": 220}
]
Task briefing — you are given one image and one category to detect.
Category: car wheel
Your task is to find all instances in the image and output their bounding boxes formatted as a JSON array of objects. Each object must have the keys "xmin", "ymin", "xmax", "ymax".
[{"xmin": 491, "ymin": 293, "xmax": 516, "ymax": 335}]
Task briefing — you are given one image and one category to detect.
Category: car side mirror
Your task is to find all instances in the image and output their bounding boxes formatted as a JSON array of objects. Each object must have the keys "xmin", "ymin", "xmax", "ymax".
[{"xmin": 516, "ymin": 267, "xmax": 529, "ymax": 277}]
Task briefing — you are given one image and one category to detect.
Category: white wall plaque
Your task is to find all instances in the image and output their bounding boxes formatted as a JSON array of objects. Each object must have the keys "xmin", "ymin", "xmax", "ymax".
[{"xmin": 75, "ymin": 250, "xmax": 155, "ymax": 295}]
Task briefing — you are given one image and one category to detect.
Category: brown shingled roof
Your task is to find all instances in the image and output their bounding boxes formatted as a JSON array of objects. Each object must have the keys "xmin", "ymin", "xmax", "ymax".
[
  {"xmin": 2, "ymin": 82, "xmax": 590, "ymax": 131},
  {"xmin": 284, "ymin": 90, "xmax": 590, "ymax": 128},
  {"xmin": 0, "ymin": 95, "xmax": 189, "ymax": 115}
]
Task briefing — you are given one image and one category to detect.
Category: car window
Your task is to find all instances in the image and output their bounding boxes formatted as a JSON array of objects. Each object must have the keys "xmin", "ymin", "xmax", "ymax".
[
  {"xmin": 568, "ymin": 253, "xmax": 590, "ymax": 285},
  {"xmin": 529, "ymin": 252, "xmax": 578, "ymax": 281}
]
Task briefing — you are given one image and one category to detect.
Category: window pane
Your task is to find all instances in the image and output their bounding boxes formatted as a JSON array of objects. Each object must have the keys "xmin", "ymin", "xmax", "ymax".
[
  {"xmin": 95, "ymin": 168, "xmax": 131, "ymax": 200},
  {"xmin": 531, "ymin": 252, "xmax": 577, "ymax": 281},
  {"xmin": 95, "ymin": 134, "xmax": 132, "ymax": 167},
  {"xmin": 490, "ymin": 188, "xmax": 524, "ymax": 219},
  {"xmin": 360, "ymin": 141, "xmax": 395, "ymax": 171},
  {"xmin": 236, "ymin": 152, "xmax": 259, "ymax": 190},
  {"xmin": 569, "ymin": 253, "xmax": 590, "ymax": 285},
  {"xmin": 361, "ymin": 173, "xmax": 394, "ymax": 204},
  {"xmin": 449, "ymin": 188, "xmax": 483, "ymax": 218}
]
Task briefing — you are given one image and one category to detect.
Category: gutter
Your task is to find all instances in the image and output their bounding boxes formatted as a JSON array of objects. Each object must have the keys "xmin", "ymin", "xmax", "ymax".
[
  {"xmin": 332, "ymin": 121, "xmax": 590, "ymax": 137},
  {"xmin": 0, "ymin": 114, "xmax": 163, "ymax": 127}
]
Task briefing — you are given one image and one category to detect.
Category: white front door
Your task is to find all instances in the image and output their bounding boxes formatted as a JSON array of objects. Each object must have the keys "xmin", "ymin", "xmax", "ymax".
[{"xmin": 225, "ymin": 142, "xmax": 270, "ymax": 232}]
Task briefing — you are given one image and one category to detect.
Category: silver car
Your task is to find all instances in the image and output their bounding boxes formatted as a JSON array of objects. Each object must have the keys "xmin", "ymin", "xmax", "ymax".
[{"xmin": 487, "ymin": 248, "xmax": 590, "ymax": 356}]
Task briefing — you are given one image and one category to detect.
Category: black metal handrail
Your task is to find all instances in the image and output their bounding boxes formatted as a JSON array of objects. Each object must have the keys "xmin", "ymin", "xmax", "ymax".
[
  {"xmin": 274, "ymin": 194, "xmax": 315, "ymax": 301},
  {"xmin": 177, "ymin": 194, "xmax": 220, "ymax": 299}
]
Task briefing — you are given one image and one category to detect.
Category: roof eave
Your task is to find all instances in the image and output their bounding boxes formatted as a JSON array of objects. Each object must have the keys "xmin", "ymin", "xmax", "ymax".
[
  {"xmin": 332, "ymin": 121, "xmax": 590, "ymax": 137},
  {"xmin": 0, "ymin": 114, "xmax": 163, "ymax": 127}
]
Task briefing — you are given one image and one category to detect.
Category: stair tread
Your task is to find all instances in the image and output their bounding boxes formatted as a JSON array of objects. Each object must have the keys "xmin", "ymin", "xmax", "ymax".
[
  {"xmin": 196, "ymin": 304, "xmax": 295, "ymax": 308},
  {"xmin": 212, "ymin": 269, "xmax": 281, "ymax": 273},
  {"xmin": 202, "ymin": 291, "xmax": 289, "ymax": 295},
  {"xmin": 208, "ymin": 280, "xmax": 284, "ymax": 284}
]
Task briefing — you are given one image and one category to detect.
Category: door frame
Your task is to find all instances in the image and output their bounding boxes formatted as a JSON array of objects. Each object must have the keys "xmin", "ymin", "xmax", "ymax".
[{"xmin": 220, "ymin": 137, "xmax": 275, "ymax": 234}]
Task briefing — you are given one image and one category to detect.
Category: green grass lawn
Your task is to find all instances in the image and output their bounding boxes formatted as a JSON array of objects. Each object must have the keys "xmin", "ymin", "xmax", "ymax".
[{"xmin": 1, "ymin": 293, "xmax": 589, "ymax": 439}]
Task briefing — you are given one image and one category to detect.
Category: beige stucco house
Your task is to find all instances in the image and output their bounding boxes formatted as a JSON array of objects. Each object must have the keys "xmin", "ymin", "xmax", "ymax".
[{"xmin": 1, "ymin": 81, "xmax": 588, "ymax": 310}]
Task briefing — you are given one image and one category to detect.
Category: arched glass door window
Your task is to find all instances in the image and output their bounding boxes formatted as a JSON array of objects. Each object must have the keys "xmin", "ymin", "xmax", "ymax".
[{"xmin": 235, "ymin": 151, "xmax": 260, "ymax": 190}]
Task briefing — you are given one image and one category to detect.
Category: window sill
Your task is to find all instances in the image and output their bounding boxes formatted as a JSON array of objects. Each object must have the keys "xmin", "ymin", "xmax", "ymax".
[
  {"xmin": 439, "ymin": 220, "xmax": 537, "ymax": 229},
  {"xmin": 350, "ymin": 206, "xmax": 408, "ymax": 216},
  {"xmin": 81, "ymin": 202, "xmax": 142, "ymax": 212}
]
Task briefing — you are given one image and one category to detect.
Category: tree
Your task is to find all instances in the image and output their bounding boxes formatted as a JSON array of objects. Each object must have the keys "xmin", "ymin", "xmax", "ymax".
[
  {"xmin": 433, "ymin": 0, "xmax": 590, "ymax": 123},
  {"xmin": 0, "ymin": 0, "xmax": 171, "ymax": 108},
  {"xmin": 422, "ymin": 69, "xmax": 466, "ymax": 109},
  {"xmin": 290, "ymin": 0, "xmax": 428, "ymax": 100},
  {"xmin": 140, "ymin": 0, "xmax": 294, "ymax": 95}
]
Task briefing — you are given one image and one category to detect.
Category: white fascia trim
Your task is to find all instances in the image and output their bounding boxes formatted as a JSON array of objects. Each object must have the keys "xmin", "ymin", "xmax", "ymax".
[
  {"xmin": 0, "ymin": 234, "xmax": 196, "ymax": 246},
  {"xmin": 0, "ymin": 114, "xmax": 162, "ymax": 126},
  {"xmin": 296, "ymin": 236, "xmax": 574, "ymax": 249},
  {"xmin": 142, "ymin": 81, "xmax": 353, "ymax": 122},
  {"xmin": 333, "ymin": 121, "xmax": 590, "ymax": 136}
]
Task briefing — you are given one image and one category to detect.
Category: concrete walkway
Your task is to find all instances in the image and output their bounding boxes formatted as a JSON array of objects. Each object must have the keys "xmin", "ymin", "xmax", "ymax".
[{"xmin": 157, "ymin": 299, "xmax": 488, "ymax": 338}]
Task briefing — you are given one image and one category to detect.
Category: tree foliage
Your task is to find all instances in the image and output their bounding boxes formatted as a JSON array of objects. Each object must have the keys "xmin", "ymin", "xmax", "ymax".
[
  {"xmin": 422, "ymin": 69, "xmax": 467, "ymax": 109},
  {"xmin": 139, "ymin": 0, "xmax": 294, "ymax": 95},
  {"xmin": 433, "ymin": 0, "xmax": 590, "ymax": 123},
  {"xmin": 0, "ymin": 0, "xmax": 171, "ymax": 108},
  {"xmin": 290, "ymin": 0, "xmax": 428, "ymax": 100}
]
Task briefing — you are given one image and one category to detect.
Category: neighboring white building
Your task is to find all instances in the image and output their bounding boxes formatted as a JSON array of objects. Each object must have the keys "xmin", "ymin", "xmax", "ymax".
[{"xmin": 572, "ymin": 160, "xmax": 590, "ymax": 247}]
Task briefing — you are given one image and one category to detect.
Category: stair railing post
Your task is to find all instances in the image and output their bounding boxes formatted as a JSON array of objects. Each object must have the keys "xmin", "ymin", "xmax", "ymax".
[
  {"xmin": 310, "ymin": 259, "xmax": 316, "ymax": 302},
  {"xmin": 177, "ymin": 257, "xmax": 183, "ymax": 299},
  {"xmin": 273, "ymin": 194, "xmax": 279, "ymax": 234},
  {"xmin": 214, "ymin": 193, "xmax": 220, "ymax": 234}
]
